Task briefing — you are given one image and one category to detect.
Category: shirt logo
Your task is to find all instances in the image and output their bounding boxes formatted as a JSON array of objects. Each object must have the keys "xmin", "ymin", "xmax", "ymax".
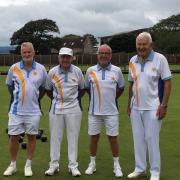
[
  {"xmin": 71, "ymin": 78, "xmax": 76, "ymax": 82},
  {"xmin": 111, "ymin": 77, "xmax": 117, "ymax": 84},
  {"xmin": 111, "ymin": 77, "xmax": 116, "ymax": 81},
  {"xmin": 33, "ymin": 71, "xmax": 37, "ymax": 76},
  {"xmin": 152, "ymin": 67, "xmax": 157, "ymax": 72}
]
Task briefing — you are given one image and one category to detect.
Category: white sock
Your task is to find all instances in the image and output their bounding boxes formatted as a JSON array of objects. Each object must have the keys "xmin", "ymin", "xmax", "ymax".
[
  {"xmin": 90, "ymin": 156, "xmax": 96, "ymax": 164},
  {"xmin": 10, "ymin": 161, "xmax": 16, "ymax": 166},
  {"xmin": 113, "ymin": 157, "xmax": 119, "ymax": 166},
  {"xmin": 25, "ymin": 159, "xmax": 32, "ymax": 167}
]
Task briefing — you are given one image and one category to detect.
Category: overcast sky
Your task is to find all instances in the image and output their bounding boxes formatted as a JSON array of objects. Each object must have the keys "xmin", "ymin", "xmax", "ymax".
[{"xmin": 0, "ymin": 0, "xmax": 179, "ymax": 46}]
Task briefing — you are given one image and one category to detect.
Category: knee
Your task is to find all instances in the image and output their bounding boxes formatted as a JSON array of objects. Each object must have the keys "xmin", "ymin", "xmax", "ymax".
[
  {"xmin": 27, "ymin": 135, "xmax": 36, "ymax": 141},
  {"xmin": 10, "ymin": 135, "xmax": 19, "ymax": 141},
  {"xmin": 108, "ymin": 136, "xmax": 118, "ymax": 144},
  {"xmin": 145, "ymin": 133, "xmax": 158, "ymax": 144},
  {"xmin": 91, "ymin": 134, "xmax": 100, "ymax": 143}
]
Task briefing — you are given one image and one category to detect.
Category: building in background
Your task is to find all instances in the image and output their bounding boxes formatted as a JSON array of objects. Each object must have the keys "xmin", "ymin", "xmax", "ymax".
[{"xmin": 60, "ymin": 35, "xmax": 98, "ymax": 55}]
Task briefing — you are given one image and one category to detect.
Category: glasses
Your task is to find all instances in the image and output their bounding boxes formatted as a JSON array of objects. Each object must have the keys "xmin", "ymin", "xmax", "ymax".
[{"xmin": 98, "ymin": 52, "xmax": 111, "ymax": 55}]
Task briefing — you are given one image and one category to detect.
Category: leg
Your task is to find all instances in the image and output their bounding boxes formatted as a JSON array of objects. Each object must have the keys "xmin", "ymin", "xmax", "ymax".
[
  {"xmin": 3, "ymin": 135, "xmax": 19, "ymax": 176},
  {"xmin": 85, "ymin": 115, "xmax": 102, "ymax": 175},
  {"xmin": 90, "ymin": 134, "xmax": 100, "ymax": 156},
  {"xmin": 105, "ymin": 115, "xmax": 119, "ymax": 157},
  {"xmin": 65, "ymin": 112, "xmax": 82, "ymax": 169},
  {"xmin": 108, "ymin": 135, "xmax": 119, "ymax": 157},
  {"xmin": 26, "ymin": 135, "xmax": 36, "ymax": 160},
  {"xmin": 25, "ymin": 115, "xmax": 41, "ymax": 162},
  {"xmin": 24, "ymin": 115, "xmax": 41, "ymax": 177},
  {"xmin": 24, "ymin": 135, "xmax": 36, "ymax": 176},
  {"xmin": 88, "ymin": 115, "xmax": 102, "ymax": 156},
  {"xmin": 131, "ymin": 109, "xmax": 147, "ymax": 173},
  {"xmin": 9, "ymin": 135, "xmax": 20, "ymax": 161},
  {"xmin": 105, "ymin": 115, "xmax": 123, "ymax": 177},
  {"xmin": 85, "ymin": 134, "xmax": 99, "ymax": 175},
  {"xmin": 49, "ymin": 113, "xmax": 64, "ymax": 169},
  {"xmin": 45, "ymin": 113, "xmax": 64, "ymax": 176},
  {"xmin": 8, "ymin": 114, "xmax": 24, "ymax": 162},
  {"xmin": 4, "ymin": 114, "xmax": 24, "ymax": 176},
  {"xmin": 143, "ymin": 111, "xmax": 162, "ymax": 176}
]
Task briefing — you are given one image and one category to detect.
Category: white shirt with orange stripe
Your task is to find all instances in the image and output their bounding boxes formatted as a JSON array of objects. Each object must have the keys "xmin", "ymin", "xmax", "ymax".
[
  {"xmin": 45, "ymin": 64, "xmax": 84, "ymax": 114},
  {"xmin": 85, "ymin": 63, "xmax": 125, "ymax": 115},
  {"xmin": 6, "ymin": 60, "xmax": 47, "ymax": 115},
  {"xmin": 128, "ymin": 50, "xmax": 172, "ymax": 110}
]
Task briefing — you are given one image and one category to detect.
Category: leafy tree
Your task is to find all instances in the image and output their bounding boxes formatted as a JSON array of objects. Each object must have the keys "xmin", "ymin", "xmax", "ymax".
[
  {"xmin": 152, "ymin": 31, "xmax": 180, "ymax": 54},
  {"xmin": 10, "ymin": 18, "xmax": 60, "ymax": 54},
  {"xmin": 152, "ymin": 13, "xmax": 180, "ymax": 32},
  {"xmin": 108, "ymin": 34, "xmax": 136, "ymax": 53},
  {"xmin": 150, "ymin": 13, "xmax": 180, "ymax": 54},
  {"xmin": 62, "ymin": 34, "xmax": 81, "ymax": 39}
]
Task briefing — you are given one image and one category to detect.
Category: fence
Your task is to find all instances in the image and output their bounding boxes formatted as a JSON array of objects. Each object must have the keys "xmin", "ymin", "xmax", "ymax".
[
  {"xmin": 0, "ymin": 53, "xmax": 132, "ymax": 67},
  {"xmin": 0, "ymin": 53, "xmax": 180, "ymax": 66},
  {"xmin": 0, "ymin": 53, "xmax": 180, "ymax": 73}
]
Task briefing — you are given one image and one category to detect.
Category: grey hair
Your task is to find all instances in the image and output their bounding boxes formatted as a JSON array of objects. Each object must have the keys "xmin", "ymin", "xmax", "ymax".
[
  {"xmin": 21, "ymin": 42, "xmax": 35, "ymax": 52},
  {"xmin": 97, "ymin": 44, "xmax": 112, "ymax": 54},
  {"xmin": 136, "ymin": 32, "xmax": 152, "ymax": 43}
]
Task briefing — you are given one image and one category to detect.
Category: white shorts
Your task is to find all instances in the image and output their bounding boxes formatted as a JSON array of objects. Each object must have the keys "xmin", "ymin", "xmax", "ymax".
[
  {"xmin": 8, "ymin": 114, "xmax": 41, "ymax": 135},
  {"xmin": 88, "ymin": 114, "xmax": 119, "ymax": 136}
]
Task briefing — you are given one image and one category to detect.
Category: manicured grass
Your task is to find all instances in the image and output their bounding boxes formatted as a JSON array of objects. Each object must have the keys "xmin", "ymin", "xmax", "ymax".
[
  {"xmin": 0, "ymin": 74, "xmax": 179, "ymax": 180},
  {"xmin": 1, "ymin": 64, "xmax": 180, "ymax": 72}
]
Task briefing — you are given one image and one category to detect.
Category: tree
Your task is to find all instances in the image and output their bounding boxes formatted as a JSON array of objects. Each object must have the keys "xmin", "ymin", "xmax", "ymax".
[
  {"xmin": 150, "ymin": 13, "xmax": 180, "ymax": 54},
  {"xmin": 10, "ymin": 18, "xmax": 60, "ymax": 54},
  {"xmin": 151, "ymin": 13, "xmax": 180, "ymax": 32},
  {"xmin": 63, "ymin": 34, "xmax": 81, "ymax": 39},
  {"xmin": 108, "ymin": 34, "xmax": 136, "ymax": 53},
  {"xmin": 152, "ymin": 31, "xmax": 180, "ymax": 54}
]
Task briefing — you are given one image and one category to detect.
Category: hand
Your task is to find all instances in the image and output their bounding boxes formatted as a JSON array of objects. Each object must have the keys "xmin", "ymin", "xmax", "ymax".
[
  {"xmin": 127, "ymin": 106, "xmax": 131, "ymax": 117},
  {"xmin": 156, "ymin": 105, "xmax": 167, "ymax": 120}
]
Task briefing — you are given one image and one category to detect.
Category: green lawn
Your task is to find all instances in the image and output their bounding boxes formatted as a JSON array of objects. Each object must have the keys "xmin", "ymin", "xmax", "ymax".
[{"xmin": 0, "ymin": 74, "xmax": 179, "ymax": 180}]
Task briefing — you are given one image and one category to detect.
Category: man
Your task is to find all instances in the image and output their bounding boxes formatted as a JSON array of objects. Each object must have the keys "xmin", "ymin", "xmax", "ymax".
[
  {"xmin": 127, "ymin": 32, "xmax": 171, "ymax": 180},
  {"xmin": 85, "ymin": 44, "xmax": 125, "ymax": 177},
  {"xmin": 45, "ymin": 47, "xmax": 85, "ymax": 177},
  {"xmin": 4, "ymin": 42, "xmax": 47, "ymax": 177}
]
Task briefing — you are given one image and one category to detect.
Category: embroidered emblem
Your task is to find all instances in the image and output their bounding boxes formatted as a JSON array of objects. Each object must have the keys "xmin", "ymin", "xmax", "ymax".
[
  {"xmin": 71, "ymin": 78, "xmax": 76, "ymax": 82},
  {"xmin": 152, "ymin": 67, "xmax": 157, "ymax": 72},
  {"xmin": 33, "ymin": 71, "xmax": 37, "ymax": 76}
]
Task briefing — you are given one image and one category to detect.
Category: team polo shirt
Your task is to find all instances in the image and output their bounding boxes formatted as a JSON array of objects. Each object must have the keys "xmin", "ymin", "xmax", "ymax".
[
  {"xmin": 6, "ymin": 60, "xmax": 47, "ymax": 115},
  {"xmin": 128, "ymin": 50, "xmax": 172, "ymax": 110},
  {"xmin": 85, "ymin": 63, "xmax": 125, "ymax": 115},
  {"xmin": 45, "ymin": 64, "xmax": 84, "ymax": 114}
]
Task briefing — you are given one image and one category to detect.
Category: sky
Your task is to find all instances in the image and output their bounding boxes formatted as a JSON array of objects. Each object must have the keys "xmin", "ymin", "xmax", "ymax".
[{"xmin": 0, "ymin": 0, "xmax": 179, "ymax": 46}]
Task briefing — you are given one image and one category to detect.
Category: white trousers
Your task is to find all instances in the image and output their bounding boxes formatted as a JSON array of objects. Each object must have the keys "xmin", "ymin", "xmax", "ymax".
[
  {"xmin": 130, "ymin": 109, "xmax": 162, "ymax": 176},
  {"xmin": 49, "ymin": 111, "xmax": 82, "ymax": 169}
]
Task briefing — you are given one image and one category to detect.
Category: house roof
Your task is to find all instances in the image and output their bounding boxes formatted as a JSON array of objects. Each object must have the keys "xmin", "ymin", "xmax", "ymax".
[{"xmin": 61, "ymin": 38, "xmax": 85, "ymax": 49}]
